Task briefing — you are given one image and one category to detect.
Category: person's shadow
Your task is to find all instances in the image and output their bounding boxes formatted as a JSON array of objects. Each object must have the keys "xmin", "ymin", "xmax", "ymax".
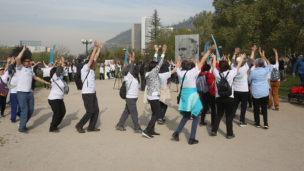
[
  {"xmin": 59, "ymin": 110, "xmax": 79, "ymax": 129},
  {"xmin": 28, "ymin": 112, "xmax": 53, "ymax": 130},
  {"xmin": 95, "ymin": 108, "xmax": 108, "ymax": 128}
]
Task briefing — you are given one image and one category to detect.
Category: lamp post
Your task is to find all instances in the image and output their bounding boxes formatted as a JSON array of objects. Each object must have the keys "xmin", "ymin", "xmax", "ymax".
[{"xmin": 81, "ymin": 39, "xmax": 93, "ymax": 57}]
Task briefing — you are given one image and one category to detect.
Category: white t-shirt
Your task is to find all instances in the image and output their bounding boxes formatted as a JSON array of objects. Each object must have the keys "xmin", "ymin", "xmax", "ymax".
[
  {"xmin": 100, "ymin": 67, "xmax": 104, "ymax": 73},
  {"xmin": 48, "ymin": 74, "xmax": 64, "ymax": 100},
  {"xmin": 42, "ymin": 67, "xmax": 52, "ymax": 77},
  {"xmin": 176, "ymin": 66, "xmax": 200, "ymax": 88},
  {"xmin": 10, "ymin": 71, "xmax": 18, "ymax": 94},
  {"xmin": 117, "ymin": 65, "xmax": 121, "ymax": 72},
  {"xmin": 125, "ymin": 72, "xmax": 138, "ymax": 98},
  {"xmin": 213, "ymin": 68, "xmax": 238, "ymax": 98},
  {"xmin": 63, "ymin": 67, "xmax": 68, "ymax": 76},
  {"xmin": 81, "ymin": 64, "xmax": 95, "ymax": 94},
  {"xmin": 0, "ymin": 71, "xmax": 10, "ymax": 84},
  {"xmin": 106, "ymin": 66, "xmax": 110, "ymax": 73},
  {"xmin": 73, "ymin": 66, "xmax": 77, "ymax": 73},
  {"xmin": 68, "ymin": 67, "xmax": 73, "ymax": 73},
  {"xmin": 159, "ymin": 72, "xmax": 171, "ymax": 85},
  {"xmin": 110, "ymin": 64, "xmax": 115, "ymax": 71},
  {"xmin": 16, "ymin": 64, "xmax": 35, "ymax": 92},
  {"xmin": 231, "ymin": 63, "xmax": 249, "ymax": 92},
  {"xmin": 267, "ymin": 62, "xmax": 280, "ymax": 81}
]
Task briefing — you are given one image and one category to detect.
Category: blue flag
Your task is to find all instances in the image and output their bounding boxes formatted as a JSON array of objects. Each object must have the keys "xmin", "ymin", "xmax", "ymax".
[
  {"xmin": 211, "ymin": 34, "xmax": 221, "ymax": 60},
  {"xmin": 49, "ymin": 44, "xmax": 56, "ymax": 64},
  {"xmin": 124, "ymin": 48, "xmax": 129, "ymax": 65},
  {"xmin": 157, "ymin": 54, "xmax": 160, "ymax": 61},
  {"xmin": 204, "ymin": 42, "xmax": 210, "ymax": 62}
]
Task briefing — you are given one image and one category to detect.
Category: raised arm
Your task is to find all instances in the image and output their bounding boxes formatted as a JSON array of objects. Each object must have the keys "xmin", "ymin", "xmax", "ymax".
[
  {"xmin": 273, "ymin": 48, "xmax": 278, "ymax": 62},
  {"xmin": 4, "ymin": 57, "xmax": 11, "ymax": 72},
  {"xmin": 16, "ymin": 46, "xmax": 26, "ymax": 68},
  {"xmin": 94, "ymin": 43, "xmax": 103, "ymax": 61},
  {"xmin": 171, "ymin": 56, "xmax": 181, "ymax": 74},
  {"xmin": 197, "ymin": 44, "xmax": 216, "ymax": 70},
  {"xmin": 247, "ymin": 45, "xmax": 257, "ymax": 66},
  {"xmin": 153, "ymin": 46, "xmax": 159, "ymax": 62},
  {"xmin": 211, "ymin": 53, "xmax": 217, "ymax": 70},
  {"xmin": 235, "ymin": 54, "xmax": 246, "ymax": 72},
  {"xmin": 32, "ymin": 61, "xmax": 40, "ymax": 68},
  {"xmin": 43, "ymin": 60, "xmax": 48, "ymax": 68},
  {"xmin": 151, "ymin": 44, "xmax": 167, "ymax": 74},
  {"xmin": 128, "ymin": 51, "xmax": 135, "ymax": 75},
  {"xmin": 87, "ymin": 40, "xmax": 98, "ymax": 68},
  {"xmin": 259, "ymin": 47, "xmax": 270, "ymax": 65}
]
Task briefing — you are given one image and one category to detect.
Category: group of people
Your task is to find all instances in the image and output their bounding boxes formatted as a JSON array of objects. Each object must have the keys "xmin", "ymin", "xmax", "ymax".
[{"xmin": 1, "ymin": 40, "xmax": 303, "ymax": 145}]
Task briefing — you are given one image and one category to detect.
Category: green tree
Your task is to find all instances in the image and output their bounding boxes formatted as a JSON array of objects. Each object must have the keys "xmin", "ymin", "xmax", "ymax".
[
  {"xmin": 0, "ymin": 45, "xmax": 13, "ymax": 60},
  {"xmin": 193, "ymin": 11, "xmax": 213, "ymax": 53},
  {"xmin": 150, "ymin": 9, "xmax": 162, "ymax": 41}
]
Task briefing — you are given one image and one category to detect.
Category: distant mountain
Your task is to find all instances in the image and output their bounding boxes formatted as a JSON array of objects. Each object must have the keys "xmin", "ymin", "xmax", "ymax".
[{"xmin": 171, "ymin": 16, "xmax": 197, "ymax": 30}]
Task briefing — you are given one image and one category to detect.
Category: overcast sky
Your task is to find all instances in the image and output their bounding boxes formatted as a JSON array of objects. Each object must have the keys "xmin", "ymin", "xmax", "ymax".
[{"xmin": 0, "ymin": 0, "xmax": 214, "ymax": 55}]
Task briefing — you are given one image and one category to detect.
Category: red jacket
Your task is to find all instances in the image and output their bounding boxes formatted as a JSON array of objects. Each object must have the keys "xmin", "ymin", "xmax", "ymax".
[{"xmin": 199, "ymin": 72, "xmax": 216, "ymax": 96}]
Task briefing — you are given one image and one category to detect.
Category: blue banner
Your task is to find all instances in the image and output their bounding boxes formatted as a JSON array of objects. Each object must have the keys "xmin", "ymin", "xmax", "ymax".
[
  {"xmin": 157, "ymin": 54, "xmax": 160, "ymax": 61},
  {"xmin": 49, "ymin": 44, "xmax": 56, "ymax": 64},
  {"xmin": 211, "ymin": 34, "xmax": 221, "ymax": 60},
  {"xmin": 204, "ymin": 42, "xmax": 210, "ymax": 62},
  {"xmin": 125, "ymin": 48, "xmax": 129, "ymax": 65}
]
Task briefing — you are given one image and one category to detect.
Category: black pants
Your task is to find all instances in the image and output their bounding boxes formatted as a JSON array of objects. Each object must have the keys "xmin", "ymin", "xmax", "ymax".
[
  {"xmin": 68, "ymin": 73, "xmax": 73, "ymax": 82},
  {"xmin": 77, "ymin": 93, "xmax": 99, "ymax": 129},
  {"xmin": 248, "ymin": 91, "xmax": 252, "ymax": 107},
  {"xmin": 252, "ymin": 96, "xmax": 268, "ymax": 124},
  {"xmin": 135, "ymin": 74, "xmax": 140, "ymax": 84},
  {"xmin": 43, "ymin": 77, "xmax": 50, "ymax": 88},
  {"xmin": 0, "ymin": 96, "xmax": 7, "ymax": 115},
  {"xmin": 198, "ymin": 92, "xmax": 216, "ymax": 125},
  {"xmin": 140, "ymin": 77, "xmax": 146, "ymax": 91},
  {"xmin": 212, "ymin": 97, "xmax": 234, "ymax": 136},
  {"xmin": 232, "ymin": 91, "xmax": 248, "ymax": 122},
  {"xmin": 63, "ymin": 76, "xmax": 67, "ymax": 82},
  {"xmin": 111, "ymin": 71, "xmax": 115, "ymax": 78},
  {"xmin": 145, "ymin": 99, "xmax": 161, "ymax": 132},
  {"xmin": 31, "ymin": 79, "xmax": 36, "ymax": 90},
  {"xmin": 107, "ymin": 72, "xmax": 110, "ymax": 79},
  {"xmin": 100, "ymin": 73, "xmax": 104, "ymax": 80},
  {"xmin": 48, "ymin": 99, "xmax": 66, "ymax": 131}
]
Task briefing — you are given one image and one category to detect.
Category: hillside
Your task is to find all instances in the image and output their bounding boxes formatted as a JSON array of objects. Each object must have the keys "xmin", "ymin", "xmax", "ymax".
[{"xmin": 171, "ymin": 16, "xmax": 197, "ymax": 30}]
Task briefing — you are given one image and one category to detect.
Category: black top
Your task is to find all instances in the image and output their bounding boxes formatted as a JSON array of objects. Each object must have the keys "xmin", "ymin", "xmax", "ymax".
[{"xmin": 279, "ymin": 60, "xmax": 284, "ymax": 70}]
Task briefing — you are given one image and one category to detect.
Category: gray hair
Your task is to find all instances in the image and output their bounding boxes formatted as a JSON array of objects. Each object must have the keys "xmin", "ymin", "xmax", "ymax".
[{"xmin": 254, "ymin": 58, "xmax": 264, "ymax": 68}]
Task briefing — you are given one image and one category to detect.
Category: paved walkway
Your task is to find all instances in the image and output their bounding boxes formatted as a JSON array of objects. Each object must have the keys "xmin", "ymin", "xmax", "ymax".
[{"xmin": 0, "ymin": 79, "xmax": 303, "ymax": 171}]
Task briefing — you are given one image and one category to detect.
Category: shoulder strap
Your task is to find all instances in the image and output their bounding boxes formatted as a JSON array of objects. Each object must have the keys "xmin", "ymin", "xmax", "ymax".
[
  {"xmin": 83, "ymin": 70, "xmax": 90, "ymax": 87},
  {"xmin": 52, "ymin": 78, "xmax": 64, "ymax": 93},
  {"xmin": 225, "ymin": 71, "xmax": 230, "ymax": 79},
  {"xmin": 179, "ymin": 71, "xmax": 188, "ymax": 94}
]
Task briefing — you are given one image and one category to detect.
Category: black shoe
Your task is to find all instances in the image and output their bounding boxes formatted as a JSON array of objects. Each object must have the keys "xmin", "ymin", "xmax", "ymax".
[
  {"xmin": 49, "ymin": 129, "xmax": 60, "ymax": 133},
  {"xmin": 87, "ymin": 128, "xmax": 100, "ymax": 132},
  {"xmin": 150, "ymin": 131, "xmax": 160, "ymax": 135},
  {"xmin": 248, "ymin": 105, "xmax": 252, "ymax": 108},
  {"xmin": 142, "ymin": 131, "xmax": 153, "ymax": 139},
  {"xmin": 75, "ymin": 125, "xmax": 85, "ymax": 133},
  {"xmin": 227, "ymin": 134, "xmax": 235, "ymax": 139},
  {"xmin": 1, "ymin": 114, "xmax": 5, "ymax": 117},
  {"xmin": 211, "ymin": 132, "xmax": 217, "ymax": 136},
  {"xmin": 199, "ymin": 122, "xmax": 207, "ymax": 126},
  {"xmin": 115, "ymin": 125, "xmax": 126, "ymax": 131},
  {"xmin": 172, "ymin": 132, "xmax": 179, "ymax": 141},
  {"xmin": 188, "ymin": 138, "xmax": 199, "ymax": 145},
  {"xmin": 11, "ymin": 120, "xmax": 16, "ymax": 123},
  {"xmin": 254, "ymin": 123, "xmax": 261, "ymax": 128},
  {"xmin": 264, "ymin": 123, "xmax": 269, "ymax": 129},
  {"xmin": 19, "ymin": 130, "xmax": 28, "ymax": 134}
]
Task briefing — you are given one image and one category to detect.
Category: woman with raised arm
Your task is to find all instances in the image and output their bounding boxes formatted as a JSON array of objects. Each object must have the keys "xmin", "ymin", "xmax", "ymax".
[
  {"xmin": 8, "ymin": 57, "xmax": 20, "ymax": 122},
  {"xmin": 41, "ymin": 61, "xmax": 52, "ymax": 89},
  {"xmin": 0, "ymin": 57, "xmax": 12, "ymax": 117},
  {"xmin": 48, "ymin": 56, "xmax": 67, "ymax": 132},
  {"xmin": 115, "ymin": 51, "xmax": 142, "ymax": 133},
  {"xmin": 142, "ymin": 45, "xmax": 167, "ymax": 139},
  {"xmin": 210, "ymin": 51, "xmax": 246, "ymax": 139},
  {"xmin": 267, "ymin": 49, "xmax": 280, "ymax": 110},
  {"xmin": 172, "ymin": 45, "xmax": 215, "ymax": 145},
  {"xmin": 157, "ymin": 57, "xmax": 181, "ymax": 125},
  {"xmin": 231, "ymin": 46, "xmax": 256, "ymax": 127},
  {"xmin": 248, "ymin": 48, "xmax": 272, "ymax": 129}
]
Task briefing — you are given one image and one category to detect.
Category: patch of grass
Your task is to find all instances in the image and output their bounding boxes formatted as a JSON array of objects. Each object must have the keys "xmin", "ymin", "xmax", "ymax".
[
  {"xmin": 0, "ymin": 136, "xmax": 8, "ymax": 147},
  {"xmin": 279, "ymin": 75, "xmax": 302, "ymax": 97}
]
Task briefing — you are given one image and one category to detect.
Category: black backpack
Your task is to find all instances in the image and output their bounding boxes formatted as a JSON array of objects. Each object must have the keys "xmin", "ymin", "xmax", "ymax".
[
  {"xmin": 120, "ymin": 80, "xmax": 132, "ymax": 99},
  {"xmin": 74, "ymin": 71, "xmax": 89, "ymax": 90},
  {"xmin": 217, "ymin": 71, "xmax": 232, "ymax": 97}
]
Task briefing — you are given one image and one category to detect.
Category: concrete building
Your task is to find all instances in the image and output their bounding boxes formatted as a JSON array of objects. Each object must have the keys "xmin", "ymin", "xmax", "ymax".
[
  {"xmin": 141, "ymin": 17, "xmax": 152, "ymax": 53},
  {"xmin": 20, "ymin": 40, "xmax": 50, "ymax": 53},
  {"xmin": 131, "ymin": 24, "xmax": 141, "ymax": 51}
]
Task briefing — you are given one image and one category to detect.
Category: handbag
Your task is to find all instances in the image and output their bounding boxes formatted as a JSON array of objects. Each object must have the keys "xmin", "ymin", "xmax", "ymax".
[
  {"xmin": 177, "ymin": 71, "xmax": 188, "ymax": 104},
  {"xmin": 52, "ymin": 78, "xmax": 69, "ymax": 95},
  {"xmin": 0, "ymin": 77, "xmax": 9, "ymax": 97}
]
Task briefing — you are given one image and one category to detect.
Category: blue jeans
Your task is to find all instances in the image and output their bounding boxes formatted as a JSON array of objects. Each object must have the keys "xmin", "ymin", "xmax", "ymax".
[
  {"xmin": 17, "ymin": 92, "xmax": 34, "ymax": 131},
  {"xmin": 10, "ymin": 93, "xmax": 20, "ymax": 121},
  {"xmin": 299, "ymin": 73, "xmax": 304, "ymax": 83},
  {"xmin": 176, "ymin": 112, "xmax": 199, "ymax": 139},
  {"xmin": 159, "ymin": 101, "xmax": 168, "ymax": 119}
]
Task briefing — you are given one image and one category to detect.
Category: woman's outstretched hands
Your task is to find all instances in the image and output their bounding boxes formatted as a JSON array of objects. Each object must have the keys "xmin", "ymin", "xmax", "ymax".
[{"xmin": 162, "ymin": 44, "xmax": 167, "ymax": 54}]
